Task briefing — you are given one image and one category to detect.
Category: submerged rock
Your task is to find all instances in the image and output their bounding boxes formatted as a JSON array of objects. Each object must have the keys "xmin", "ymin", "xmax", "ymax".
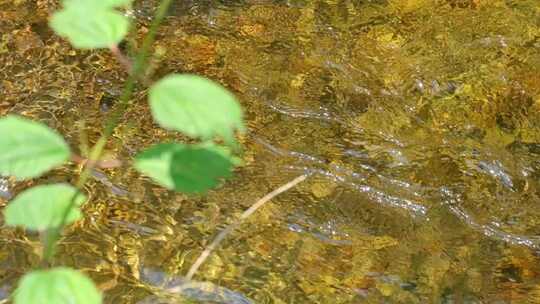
[{"xmin": 138, "ymin": 268, "xmax": 254, "ymax": 304}]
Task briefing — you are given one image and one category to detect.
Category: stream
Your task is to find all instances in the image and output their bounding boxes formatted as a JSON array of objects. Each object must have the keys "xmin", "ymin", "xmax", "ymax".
[{"xmin": 1, "ymin": 0, "xmax": 540, "ymax": 303}]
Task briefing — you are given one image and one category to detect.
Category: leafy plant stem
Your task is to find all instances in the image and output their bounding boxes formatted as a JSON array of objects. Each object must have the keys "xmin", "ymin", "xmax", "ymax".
[{"xmin": 41, "ymin": 0, "xmax": 174, "ymax": 265}]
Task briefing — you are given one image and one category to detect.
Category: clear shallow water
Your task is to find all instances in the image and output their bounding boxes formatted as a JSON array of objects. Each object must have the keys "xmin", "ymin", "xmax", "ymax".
[{"xmin": 1, "ymin": 0, "xmax": 540, "ymax": 303}]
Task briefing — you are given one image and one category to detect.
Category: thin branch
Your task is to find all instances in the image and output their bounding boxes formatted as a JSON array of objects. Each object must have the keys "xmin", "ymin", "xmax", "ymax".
[
  {"xmin": 77, "ymin": 120, "xmax": 89, "ymax": 157},
  {"xmin": 185, "ymin": 175, "xmax": 308, "ymax": 281},
  {"xmin": 71, "ymin": 154, "xmax": 122, "ymax": 169},
  {"xmin": 42, "ymin": 0, "xmax": 174, "ymax": 264},
  {"xmin": 109, "ymin": 44, "xmax": 133, "ymax": 72}
]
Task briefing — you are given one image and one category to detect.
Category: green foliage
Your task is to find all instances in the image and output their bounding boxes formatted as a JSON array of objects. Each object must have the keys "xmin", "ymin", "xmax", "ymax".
[
  {"xmin": 149, "ymin": 74, "xmax": 244, "ymax": 143},
  {"xmin": 50, "ymin": 0, "xmax": 131, "ymax": 49},
  {"xmin": 4, "ymin": 184, "xmax": 87, "ymax": 231},
  {"xmin": 141, "ymin": 73, "xmax": 244, "ymax": 192},
  {"xmin": 0, "ymin": 115, "xmax": 70, "ymax": 180},
  {"xmin": 134, "ymin": 143, "xmax": 238, "ymax": 193},
  {"xmin": 14, "ymin": 268, "xmax": 101, "ymax": 304},
  {"xmin": 4, "ymin": 0, "xmax": 245, "ymax": 302}
]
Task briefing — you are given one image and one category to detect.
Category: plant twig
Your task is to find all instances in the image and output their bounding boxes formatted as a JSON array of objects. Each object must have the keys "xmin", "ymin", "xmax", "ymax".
[
  {"xmin": 71, "ymin": 154, "xmax": 122, "ymax": 169},
  {"xmin": 109, "ymin": 44, "xmax": 133, "ymax": 72},
  {"xmin": 42, "ymin": 0, "xmax": 174, "ymax": 264},
  {"xmin": 185, "ymin": 175, "xmax": 308, "ymax": 281},
  {"xmin": 77, "ymin": 120, "xmax": 89, "ymax": 157}
]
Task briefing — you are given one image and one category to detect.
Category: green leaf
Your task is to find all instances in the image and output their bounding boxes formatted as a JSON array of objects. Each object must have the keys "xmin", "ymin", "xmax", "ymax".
[
  {"xmin": 0, "ymin": 115, "xmax": 70, "ymax": 180},
  {"xmin": 50, "ymin": 4, "xmax": 129, "ymax": 49},
  {"xmin": 5, "ymin": 184, "xmax": 87, "ymax": 231},
  {"xmin": 134, "ymin": 143, "xmax": 238, "ymax": 194},
  {"xmin": 14, "ymin": 267, "xmax": 101, "ymax": 304},
  {"xmin": 149, "ymin": 74, "xmax": 244, "ymax": 143}
]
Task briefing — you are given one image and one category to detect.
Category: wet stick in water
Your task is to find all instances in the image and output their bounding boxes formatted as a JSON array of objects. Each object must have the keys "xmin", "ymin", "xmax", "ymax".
[{"xmin": 185, "ymin": 174, "xmax": 308, "ymax": 281}]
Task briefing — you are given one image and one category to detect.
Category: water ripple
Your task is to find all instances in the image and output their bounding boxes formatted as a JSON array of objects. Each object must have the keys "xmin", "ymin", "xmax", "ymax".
[{"xmin": 255, "ymin": 137, "xmax": 540, "ymax": 251}]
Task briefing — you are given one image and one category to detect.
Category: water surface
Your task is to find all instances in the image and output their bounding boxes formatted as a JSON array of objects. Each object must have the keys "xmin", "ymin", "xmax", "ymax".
[{"xmin": 1, "ymin": 0, "xmax": 540, "ymax": 303}]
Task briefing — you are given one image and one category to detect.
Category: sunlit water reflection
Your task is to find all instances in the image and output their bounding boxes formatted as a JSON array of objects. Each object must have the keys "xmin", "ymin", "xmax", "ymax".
[{"xmin": 1, "ymin": 0, "xmax": 540, "ymax": 303}]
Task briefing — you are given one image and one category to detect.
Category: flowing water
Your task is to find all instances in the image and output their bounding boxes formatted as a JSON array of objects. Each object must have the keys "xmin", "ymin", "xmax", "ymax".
[{"xmin": 1, "ymin": 0, "xmax": 540, "ymax": 303}]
